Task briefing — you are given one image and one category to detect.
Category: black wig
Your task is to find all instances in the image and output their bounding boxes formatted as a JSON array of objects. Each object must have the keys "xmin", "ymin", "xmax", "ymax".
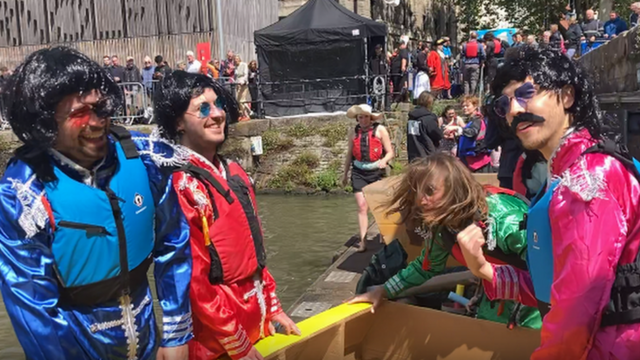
[
  {"xmin": 490, "ymin": 46, "xmax": 604, "ymax": 140},
  {"xmin": 2, "ymin": 46, "xmax": 122, "ymax": 181},
  {"xmin": 154, "ymin": 71, "xmax": 239, "ymax": 141}
]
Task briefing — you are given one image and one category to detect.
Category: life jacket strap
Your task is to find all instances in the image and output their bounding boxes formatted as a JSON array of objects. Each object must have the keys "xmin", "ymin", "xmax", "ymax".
[
  {"xmin": 110, "ymin": 125, "xmax": 139, "ymax": 159},
  {"xmin": 58, "ymin": 256, "xmax": 152, "ymax": 306},
  {"xmin": 582, "ymin": 140, "xmax": 640, "ymax": 327},
  {"xmin": 176, "ymin": 163, "xmax": 235, "ymax": 205}
]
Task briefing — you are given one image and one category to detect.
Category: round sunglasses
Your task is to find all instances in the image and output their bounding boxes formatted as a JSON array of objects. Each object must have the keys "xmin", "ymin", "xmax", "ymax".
[
  {"xmin": 493, "ymin": 82, "xmax": 536, "ymax": 118},
  {"xmin": 193, "ymin": 97, "xmax": 226, "ymax": 118}
]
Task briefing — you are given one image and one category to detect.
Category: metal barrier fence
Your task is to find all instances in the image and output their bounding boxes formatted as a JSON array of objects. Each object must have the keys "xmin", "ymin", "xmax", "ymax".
[{"xmin": 0, "ymin": 73, "xmax": 395, "ymax": 129}]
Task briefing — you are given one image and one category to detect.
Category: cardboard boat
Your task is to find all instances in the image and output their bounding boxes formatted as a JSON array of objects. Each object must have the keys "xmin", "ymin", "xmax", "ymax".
[
  {"xmin": 254, "ymin": 172, "xmax": 539, "ymax": 359},
  {"xmin": 256, "ymin": 302, "xmax": 540, "ymax": 359}
]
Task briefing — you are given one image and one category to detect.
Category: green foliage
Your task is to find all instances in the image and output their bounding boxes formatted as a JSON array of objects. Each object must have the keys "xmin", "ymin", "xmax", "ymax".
[
  {"xmin": 267, "ymin": 164, "xmax": 314, "ymax": 189},
  {"xmin": 319, "ymin": 122, "xmax": 350, "ymax": 148},
  {"xmin": 309, "ymin": 169, "xmax": 340, "ymax": 192},
  {"xmin": 614, "ymin": 0, "xmax": 634, "ymax": 22},
  {"xmin": 284, "ymin": 123, "xmax": 315, "ymax": 138},
  {"xmin": 390, "ymin": 161, "xmax": 405, "ymax": 176},
  {"xmin": 329, "ymin": 159, "xmax": 343, "ymax": 172},
  {"xmin": 262, "ymin": 129, "xmax": 294, "ymax": 154},
  {"xmin": 292, "ymin": 151, "xmax": 320, "ymax": 169}
]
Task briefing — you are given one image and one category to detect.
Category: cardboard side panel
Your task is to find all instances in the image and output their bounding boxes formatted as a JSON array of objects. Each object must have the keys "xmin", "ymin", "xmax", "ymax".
[{"xmin": 360, "ymin": 302, "xmax": 540, "ymax": 360}]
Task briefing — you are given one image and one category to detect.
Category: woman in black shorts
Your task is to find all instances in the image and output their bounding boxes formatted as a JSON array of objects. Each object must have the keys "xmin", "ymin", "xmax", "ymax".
[{"xmin": 341, "ymin": 104, "xmax": 394, "ymax": 252}]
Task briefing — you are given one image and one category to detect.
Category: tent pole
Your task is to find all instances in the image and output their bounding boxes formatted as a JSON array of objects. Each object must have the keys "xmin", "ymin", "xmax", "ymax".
[
  {"xmin": 216, "ymin": 0, "xmax": 225, "ymax": 60},
  {"xmin": 256, "ymin": 48, "xmax": 263, "ymax": 118},
  {"xmin": 364, "ymin": 37, "xmax": 370, "ymax": 105}
]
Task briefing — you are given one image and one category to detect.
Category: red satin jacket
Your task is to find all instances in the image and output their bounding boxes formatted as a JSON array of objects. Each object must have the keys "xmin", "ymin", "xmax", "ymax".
[{"xmin": 173, "ymin": 152, "xmax": 283, "ymax": 360}]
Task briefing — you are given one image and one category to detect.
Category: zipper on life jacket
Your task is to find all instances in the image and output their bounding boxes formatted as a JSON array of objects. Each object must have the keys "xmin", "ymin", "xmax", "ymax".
[
  {"xmin": 58, "ymin": 220, "xmax": 110, "ymax": 236},
  {"xmin": 104, "ymin": 187, "xmax": 131, "ymax": 296}
]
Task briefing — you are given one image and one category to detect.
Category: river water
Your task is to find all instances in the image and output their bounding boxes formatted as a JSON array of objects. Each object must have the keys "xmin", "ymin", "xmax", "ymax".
[{"xmin": 0, "ymin": 195, "xmax": 358, "ymax": 357}]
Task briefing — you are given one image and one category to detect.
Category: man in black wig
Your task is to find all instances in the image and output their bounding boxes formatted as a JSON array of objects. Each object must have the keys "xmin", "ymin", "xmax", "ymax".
[
  {"xmin": 456, "ymin": 46, "xmax": 640, "ymax": 359},
  {"xmin": 0, "ymin": 46, "xmax": 193, "ymax": 359},
  {"xmin": 154, "ymin": 71, "xmax": 300, "ymax": 360}
]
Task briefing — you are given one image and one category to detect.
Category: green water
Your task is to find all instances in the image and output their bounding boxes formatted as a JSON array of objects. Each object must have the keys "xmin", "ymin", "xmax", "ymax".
[{"xmin": 0, "ymin": 195, "xmax": 359, "ymax": 357}]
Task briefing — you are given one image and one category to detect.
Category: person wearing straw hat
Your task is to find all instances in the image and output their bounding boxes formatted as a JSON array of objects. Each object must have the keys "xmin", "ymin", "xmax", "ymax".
[{"xmin": 342, "ymin": 104, "xmax": 394, "ymax": 252}]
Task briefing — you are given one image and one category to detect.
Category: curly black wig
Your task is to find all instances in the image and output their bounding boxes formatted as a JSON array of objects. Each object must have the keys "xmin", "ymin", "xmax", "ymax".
[
  {"xmin": 2, "ymin": 46, "xmax": 122, "ymax": 181},
  {"xmin": 490, "ymin": 46, "xmax": 604, "ymax": 140},
  {"xmin": 154, "ymin": 71, "xmax": 239, "ymax": 142}
]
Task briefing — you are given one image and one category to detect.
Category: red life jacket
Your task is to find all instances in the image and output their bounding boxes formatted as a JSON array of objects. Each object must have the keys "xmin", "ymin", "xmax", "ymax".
[
  {"xmin": 465, "ymin": 41, "xmax": 479, "ymax": 58},
  {"xmin": 493, "ymin": 39, "xmax": 502, "ymax": 54},
  {"xmin": 176, "ymin": 159, "xmax": 266, "ymax": 284},
  {"xmin": 352, "ymin": 123, "xmax": 384, "ymax": 162}
]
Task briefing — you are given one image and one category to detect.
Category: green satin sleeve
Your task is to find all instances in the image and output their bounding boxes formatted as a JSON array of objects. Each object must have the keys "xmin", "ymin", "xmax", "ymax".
[
  {"xmin": 486, "ymin": 193, "xmax": 529, "ymax": 261},
  {"xmin": 383, "ymin": 230, "xmax": 450, "ymax": 299}
]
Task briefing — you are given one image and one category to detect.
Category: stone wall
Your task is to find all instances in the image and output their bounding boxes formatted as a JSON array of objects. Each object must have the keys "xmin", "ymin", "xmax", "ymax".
[
  {"xmin": 579, "ymin": 26, "xmax": 640, "ymax": 95},
  {"xmin": 221, "ymin": 114, "xmax": 408, "ymax": 193},
  {"xmin": 0, "ymin": 116, "xmax": 411, "ymax": 194}
]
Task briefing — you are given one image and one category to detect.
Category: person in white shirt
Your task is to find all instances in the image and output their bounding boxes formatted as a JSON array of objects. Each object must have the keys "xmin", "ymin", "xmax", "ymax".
[{"xmin": 186, "ymin": 50, "xmax": 201, "ymax": 74}]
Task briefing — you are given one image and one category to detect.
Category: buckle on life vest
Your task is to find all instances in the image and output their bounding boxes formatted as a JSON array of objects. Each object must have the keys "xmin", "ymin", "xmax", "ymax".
[
  {"xmin": 519, "ymin": 214, "xmax": 527, "ymax": 231},
  {"xmin": 601, "ymin": 262, "xmax": 640, "ymax": 327}
]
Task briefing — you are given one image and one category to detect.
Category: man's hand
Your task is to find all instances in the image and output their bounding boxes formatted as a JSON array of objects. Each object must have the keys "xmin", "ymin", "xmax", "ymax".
[
  {"xmin": 347, "ymin": 286, "xmax": 386, "ymax": 313},
  {"xmin": 156, "ymin": 344, "xmax": 188, "ymax": 360},
  {"xmin": 271, "ymin": 312, "xmax": 301, "ymax": 336},
  {"xmin": 239, "ymin": 346, "xmax": 264, "ymax": 360},
  {"xmin": 456, "ymin": 224, "xmax": 493, "ymax": 281}
]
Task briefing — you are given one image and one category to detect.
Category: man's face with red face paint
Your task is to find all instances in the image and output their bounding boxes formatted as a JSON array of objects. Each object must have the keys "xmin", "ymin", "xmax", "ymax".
[{"xmin": 54, "ymin": 90, "xmax": 110, "ymax": 169}]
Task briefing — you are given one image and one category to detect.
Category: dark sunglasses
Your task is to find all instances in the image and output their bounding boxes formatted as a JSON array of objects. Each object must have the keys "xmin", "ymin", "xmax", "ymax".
[
  {"xmin": 493, "ymin": 82, "xmax": 536, "ymax": 118},
  {"xmin": 195, "ymin": 97, "xmax": 226, "ymax": 118}
]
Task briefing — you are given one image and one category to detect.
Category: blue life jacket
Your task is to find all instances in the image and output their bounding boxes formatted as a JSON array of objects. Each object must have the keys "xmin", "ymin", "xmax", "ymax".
[
  {"xmin": 457, "ymin": 114, "xmax": 487, "ymax": 158},
  {"xmin": 526, "ymin": 140, "xmax": 640, "ymax": 326},
  {"xmin": 45, "ymin": 127, "xmax": 155, "ymax": 306}
]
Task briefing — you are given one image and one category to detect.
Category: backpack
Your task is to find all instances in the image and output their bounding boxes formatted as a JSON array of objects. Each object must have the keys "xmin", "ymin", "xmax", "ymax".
[{"xmin": 355, "ymin": 239, "xmax": 408, "ymax": 294}]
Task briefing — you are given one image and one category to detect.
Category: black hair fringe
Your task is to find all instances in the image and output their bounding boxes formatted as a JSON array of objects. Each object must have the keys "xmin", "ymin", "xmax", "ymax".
[
  {"xmin": 1, "ymin": 46, "xmax": 122, "ymax": 182},
  {"xmin": 154, "ymin": 70, "xmax": 240, "ymax": 142},
  {"xmin": 490, "ymin": 46, "xmax": 604, "ymax": 141}
]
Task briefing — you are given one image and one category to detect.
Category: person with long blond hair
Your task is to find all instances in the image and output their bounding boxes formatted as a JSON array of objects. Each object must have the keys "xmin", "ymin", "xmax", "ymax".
[{"xmin": 348, "ymin": 154, "xmax": 541, "ymax": 329}]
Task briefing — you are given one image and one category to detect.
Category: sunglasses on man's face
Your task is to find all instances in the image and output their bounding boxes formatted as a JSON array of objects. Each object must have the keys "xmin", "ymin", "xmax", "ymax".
[
  {"xmin": 195, "ymin": 97, "xmax": 226, "ymax": 118},
  {"xmin": 493, "ymin": 82, "xmax": 536, "ymax": 118}
]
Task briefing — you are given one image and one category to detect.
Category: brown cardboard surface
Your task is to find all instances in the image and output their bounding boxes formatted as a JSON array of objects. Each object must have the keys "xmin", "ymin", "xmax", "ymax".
[
  {"xmin": 265, "ymin": 301, "xmax": 539, "ymax": 360},
  {"xmin": 360, "ymin": 301, "xmax": 539, "ymax": 360}
]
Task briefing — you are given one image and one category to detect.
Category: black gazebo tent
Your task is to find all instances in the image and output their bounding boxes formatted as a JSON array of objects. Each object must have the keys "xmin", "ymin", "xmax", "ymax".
[{"xmin": 254, "ymin": 0, "xmax": 387, "ymax": 117}]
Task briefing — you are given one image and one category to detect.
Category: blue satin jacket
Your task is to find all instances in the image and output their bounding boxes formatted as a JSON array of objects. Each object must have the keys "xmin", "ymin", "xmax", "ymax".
[{"xmin": 0, "ymin": 131, "xmax": 193, "ymax": 360}]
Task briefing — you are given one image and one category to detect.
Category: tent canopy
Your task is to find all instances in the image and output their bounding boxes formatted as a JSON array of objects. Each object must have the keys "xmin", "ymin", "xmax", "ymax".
[
  {"xmin": 255, "ymin": 0, "xmax": 387, "ymax": 47},
  {"xmin": 254, "ymin": 0, "xmax": 387, "ymax": 117}
]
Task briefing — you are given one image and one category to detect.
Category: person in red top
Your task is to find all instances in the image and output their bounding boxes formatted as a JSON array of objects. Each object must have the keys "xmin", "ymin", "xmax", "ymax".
[
  {"xmin": 427, "ymin": 39, "xmax": 451, "ymax": 97},
  {"xmin": 154, "ymin": 71, "xmax": 300, "ymax": 360}
]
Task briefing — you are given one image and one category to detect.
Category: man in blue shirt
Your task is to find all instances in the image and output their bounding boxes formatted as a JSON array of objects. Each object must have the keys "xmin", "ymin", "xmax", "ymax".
[{"xmin": 604, "ymin": 11, "xmax": 628, "ymax": 38}]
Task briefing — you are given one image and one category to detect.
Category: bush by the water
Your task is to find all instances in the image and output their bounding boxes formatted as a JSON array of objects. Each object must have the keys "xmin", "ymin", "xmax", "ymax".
[
  {"xmin": 318, "ymin": 122, "xmax": 349, "ymax": 148},
  {"xmin": 292, "ymin": 151, "xmax": 320, "ymax": 169},
  {"xmin": 262, "ymin": 129, "xmax": 294, "ymax": 153}
]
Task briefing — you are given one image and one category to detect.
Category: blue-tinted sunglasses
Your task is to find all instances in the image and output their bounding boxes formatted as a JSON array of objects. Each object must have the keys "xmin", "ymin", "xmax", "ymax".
[
  {"xmin": 493, "ymin": 82, "xmax": 536, "ymax": 118},
  {"xmin": 195, "ymin": 97, "xmax": 226, "ymax": 118}
]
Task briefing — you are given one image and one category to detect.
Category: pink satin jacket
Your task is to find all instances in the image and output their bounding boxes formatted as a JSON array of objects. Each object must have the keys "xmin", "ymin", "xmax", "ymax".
[{"xmin": 483, "ymin": 128, "xmax": 640, "ymax": 359}]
